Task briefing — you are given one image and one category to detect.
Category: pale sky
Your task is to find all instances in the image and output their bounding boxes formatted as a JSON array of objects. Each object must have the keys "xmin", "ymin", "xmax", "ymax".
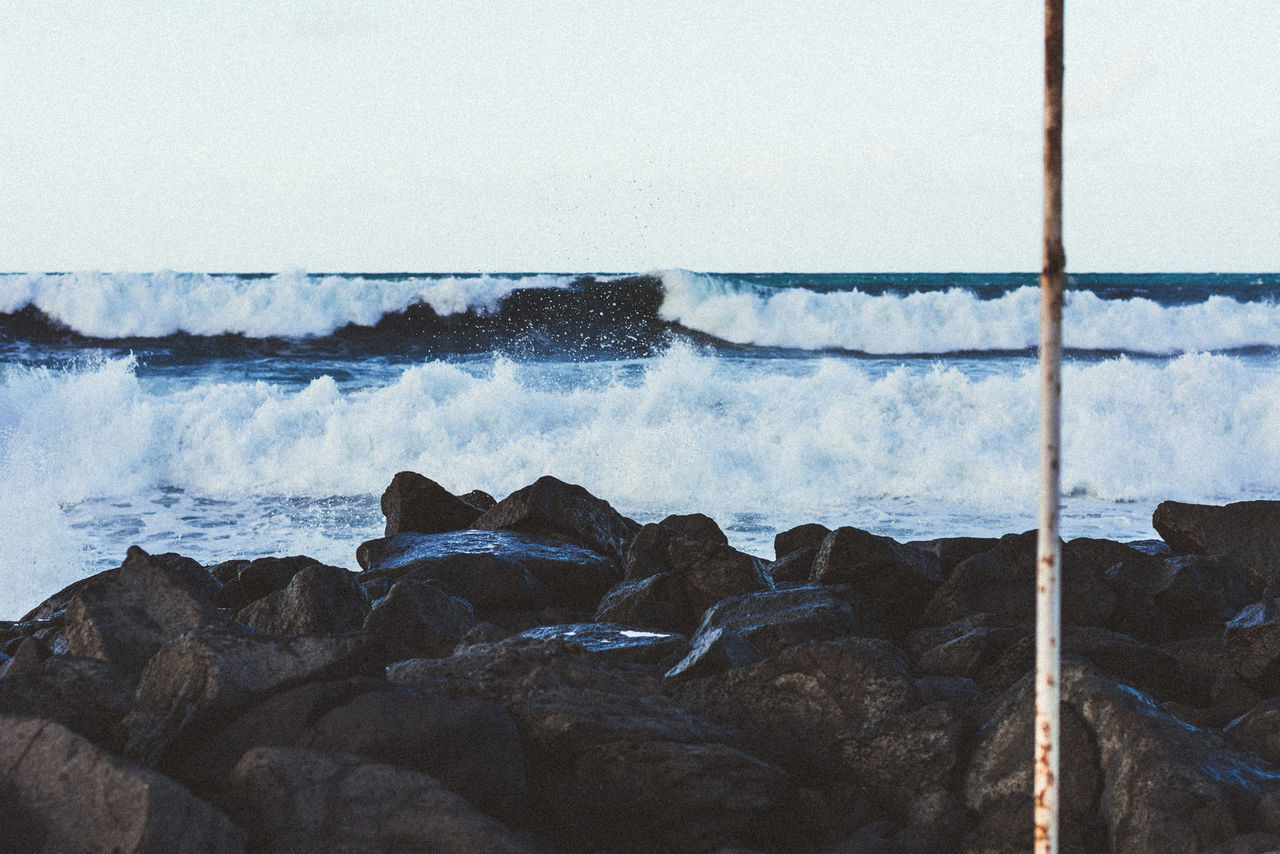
[{"xmin": 1, "ymin": 1, "xmax": 1276, "ymax": 273}]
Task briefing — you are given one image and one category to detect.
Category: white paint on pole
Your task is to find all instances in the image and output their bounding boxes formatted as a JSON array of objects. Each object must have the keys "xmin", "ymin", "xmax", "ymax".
[{"xmin": 1036, "ymin": 1, "xmax": 1065, "ymax": 852}]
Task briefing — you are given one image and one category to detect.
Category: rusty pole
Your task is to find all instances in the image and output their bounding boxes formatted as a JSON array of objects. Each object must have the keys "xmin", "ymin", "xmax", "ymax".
[{"xmin": 1035, "ymin": 1, "xmax": 1066, "ymax": 853}]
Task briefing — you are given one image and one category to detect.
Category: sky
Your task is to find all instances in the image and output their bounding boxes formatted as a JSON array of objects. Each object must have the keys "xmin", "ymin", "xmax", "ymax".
[{"xmin": 1, "ymin": 1, "xmax": 1276, "ymax": 273}]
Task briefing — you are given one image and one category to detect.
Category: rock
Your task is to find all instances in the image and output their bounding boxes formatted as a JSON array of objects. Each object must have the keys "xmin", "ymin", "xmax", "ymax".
[
  {"xmin": 908, "ymin": 536, "xmax": 1001, "ymax": 579},
  {"xmin": 461, "ymin": 489, "xmax": 498, "ymax": 511},
  {"xmin": 1226, "ymin": 598, "xmax": 1280, "ymax": 692},
  {"xmin": 362, "ymin": 577, "xmax": 477, "ymax": 661},
  {"xmin": 54, "ymin": 547, "xmax": 226, "ymax": 681},
  {"xmin": 664, "ymin": 627, "xmax": 765, "ymax": 687},
  {"xmin": 659, "ymin": 512, "xmax": 729, "ymax": 545},
  {"xmin": 916, "ymin": 625, "xmax": 1021, "ymax": 680},
  {"xmin": 0, "ymin": 653, "xmax": 134, "ymax": 746},
  {"xmin": 235, "ymin": 563, "xmax": 369, "ymax": 635},
  {"xmin": 921, "ymin": 531, "xmax": 1115, "ymax": 629},
  {"xmin": 1107, "ymin": 553, "xmax": 1252, "ymax": 640},
  {"xmin": 220, "ymin": 747, "xmax": 535, "ymax": 854},
  {"xmin": 389, "ymin": 636, "xmax": 789, "ymax": 852},
  {"xmin": 1224, "ymin": 697, "xmax": 1280, "ymax": 767},
  {"xmin": 0, "ymin": 715, "xmax": 244, "ymax": 853},
  {"xmin": 1065, "ymin": 536, "xmax": 1150, "ymax": 573},
  {"xmin": 774, "ymin": 523, "xmax": 831, "ymax": 560},
  {"xmin": 593, "ymin": 573, "xmax": 688, "ymax": 634},
  {"xmin": 766, "ymin": 547, "xmax": 818, "ymax": 584},
  {"xmin": 811, "ymin": 528, "xmax": 943, "ymax": 638},
  {"xmin": 380, "ymin": 470, "xmax": 485, "ymax": 535},
  {"xmin": 838, "ymin": 701, "xmax": 967, "ymax": 818},
  {"xmin": 684, "ymin": 585, "xmax": 870, "ymax": 657},
  {"xmin": 124, "ymin": 626, "xmax": 380, "ymax": 769},
  {"xmin": 472, "ymin": 474, "xmax": 637, "ymax": 563},
  {"xmin": 214, "ymin": 555, "xmax": 326, "ymax": 612},
  {"xmin": 1154, "ymin": 500, "xmax": 1280, "ymax": 595},
  {"xmin": 0, "ymin": 635, "xmax": 51, "ymax": 677},
  {"xmin": 358, "ymin": 529, "xmax": 618, "ymax": 611},
  {"xmin": 518, "ymin": 622, "xmax": 689, "ymax": 666},
  {"xmin": 1202, "ymin": 834, "xmax": 1280, "ymax": 854}
]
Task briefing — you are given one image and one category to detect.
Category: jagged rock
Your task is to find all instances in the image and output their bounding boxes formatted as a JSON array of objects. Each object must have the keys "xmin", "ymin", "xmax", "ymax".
[
  {"xmin": 389, "ymin": 637, "xmax": 789, "ymax": 852},
  {"xmin": 664, "ymin": 627, "xmax": 764, "ymax": 687},
  {"xmin": 461, "ymin": 489, "xmax": 499, "ymax": 511},
  {"xmin": 0, "ymin": 635, "xmax": 51, "ymax": 677},
  {"xmin": 908, "ymin": 536, "xmax": 1001, "ymax": 579},
  {"xmin": 1154, "ymin": 500, "xmax": 1280, "ymax": 595},
  {"xmin": 775, "ymin": 523, "xmax": 831, "ymax": 560},
  {"xmin": 839, "ymin": 702, "xmax": 967, "ymax": 819},
  {"xmin": 359, "ymin": 529, "xmax": 617, "ymax": 611},
  {"xmin": 1226, "ymin": 598, "xmax": 1280, "ymax": 692},
  {"xmin": 0, "ymin": 654, "xmax": 134, "ymax": 746},
  {"xmin": 235, "ymin": 563, "xmax": 369, "ymax": 635},
  {"xmin": 1065, "ymin": 536, "xmax": 1150, "ymax": 573},
  {"xmin": 381, "ymin": 470, "xmax": 485, "ymax": 535},
  {"xmin": 593, "ymin": 572, "xmax": 688, "ymax": 633},
  {"xmin": 518, "ymin": 622, "xmax": 688, "ymax": 666},
  {"xmin": 49, "ymin": 547, "xmax": 226, "ymax": 681},
  {"xmin": 0, "ymin": 715, "xmax": 244, "ymax": 853},
  {"xmin": 766, "ymin": 547, "xmax": 818, "ymax": 584},
  {"xmin": 124, "ymin": 626, "xmax": 379, "ymax": 769},
  {"xmin": 811, "ymin": 528, "xmax": 943, "ymax": 638},
  {"xmin": 362, "ymin": 577, "xmax": 477, "ymax": 661},
  {"xmin": 472, "ymin": 475, "xmax": 637, "ymax": 563},
  {"xmin": 1160, "ymin": 636, "xmax": 1233, "ymax": 707},
  {"xmin": 966, "ymin": 657, "xmax": 1280, "ymax": 853},
  {"xmin": 921, "ymin": 532, "xmax": 1115, "ymax": 629},
  {"xmin": 1107, "ymin": 553, "xmax": 1251, "ymax": 640},
  {"xmin": 684, "ymin": 585, "xmax": 869, "ymax": 657},
  {"xmin": 220, "ymin": 747, "xmax": 535, "ymax": 854},
  {"xmin": 214, "ymin": 555, "xmax": 326, "ymax": 612},
  {"xmin": 1224, "ymin": 697, "xmax": 1280, "ymax": 767},
  {"xmin": 658, "ymin": 512, "xmax": 729, "ymax": 545},
  {"xmin": 915, "ymin": 625, "xmax": 1021, "ymax": 680}
]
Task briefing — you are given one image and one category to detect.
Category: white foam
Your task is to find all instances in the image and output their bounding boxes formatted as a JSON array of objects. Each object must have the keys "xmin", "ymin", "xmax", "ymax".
[
  {"xmin": 658, "ymin": 269, "xmax": 1280, "ymax": 354},
  {"xmin": 0, "ymin": 271, "xmax": 576, "ymax": 338},
  {"xmin": 3, "ymin": 347, "xmax": 1279, "ymax": 617}
]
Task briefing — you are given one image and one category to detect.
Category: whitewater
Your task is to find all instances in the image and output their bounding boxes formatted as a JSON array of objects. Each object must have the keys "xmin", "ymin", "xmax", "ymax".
[{"xmin": 2, "ymin": 269, "xmax": 1278, "ymax": 618}]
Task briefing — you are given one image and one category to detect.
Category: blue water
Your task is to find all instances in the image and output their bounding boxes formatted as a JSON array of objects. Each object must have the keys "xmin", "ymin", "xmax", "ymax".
[{"xmin": 1, "ymin": 269, "xmax": 1278, "ymax": 618}]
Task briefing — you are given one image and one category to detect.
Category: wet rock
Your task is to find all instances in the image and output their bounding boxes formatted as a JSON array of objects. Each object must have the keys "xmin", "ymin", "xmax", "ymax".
[
  {"xmin": 908, "ymin": 536, "xmax": 1000, "ymax": 580},
  {"xmin": 215, "ymin": 555, "xmax": 326, "ymax": 612},
  {"xmin": 362, "ymin": 577, "xmax": 477, "ymax": 661},
  {"xmin": 472, "ymin": 474, "xmax": 637, "ymax": 563},
  {"xmin": 685, "ymin": 585, "xmax": 869, "ymax": 657},
  {"xmin": 381, "ymin": 470, "xmax": 485, "ymax": 535},
  {"xmin": 921, "ymin": 532, "xmax": 1114, "ymax": 629},
  {"xmin": 518, "ymin": 622, "xmax": 688, "ymax": 666},
  {"xmin": 663, "ymin": 628, "xmax": 765, "ymax": 687},
  {"xmin": 235, "ymin": 563, "xmax": 369, "ymax": 635},
  {"xmin": 1224, "ymin": 698, "xmax": 1280, "ymax": 767},
  {"xmin": 1226, "ymin": 598, "xmax": 1280, "ymax": 692},
  {"xmin": 220, "ymin": 746, "xmax": 534, "ymax": 854},
  {"xmin": 1107, "ymin": 553, "xmax": 1251, "ymax": 640},
  {"xmin": 811, "ymin": 527, "xmax": 942, "ymax": 638},
  {"xmin": 461, "ymin": 489, "xmax": 499, "ymax": 511},
  {"xmin": 916, "ymin": 625, "xmax": 1021, "ymax": 680},
  {"xmin": 659, "ymin": 512, "xmax": 729, "ymax": 545},
  {"xmin": 124, "ymin": 626, "xmax": 379, "ymax": 769},
  {"xmin": 593, "ymin": 572, "xmax": 688, "ymax": 634},
  {"xmin": 766, "ymin": 547, "xmax": 818, "ymax": 584},
  {"xmin": 1154, "ymin": 499, "xmax": 1280, "ymax": 595},
  {"xmin": 1065, "ymin": 536, "xmax": 1150, "ymax": 573},
  {"xmin": 359, "ymin": 529, "xmax": 617, "ymax": 611},
  {"xmin": 0, "ymin": 715, "xmax": 244, "ymax": 853},
  {"xmin": 774, "ymin": 523, "xmax": 831, "ymax": 560}
]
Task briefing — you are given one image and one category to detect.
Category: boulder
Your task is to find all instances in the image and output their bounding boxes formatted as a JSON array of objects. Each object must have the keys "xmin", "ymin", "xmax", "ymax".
[
  {"xmin": 124, "ymin": 626, "xmax": 380, "ymax": 769},
  {"xmin": 774, "ymin": 523, "xmax": 831, "ymax": 560},
  {"xmin": 663, "ymin": 627, "xmax": 765, "ymax": 687},
  {"xmin": 1224, "ymin": 697, "xmax": 1280, "ymax": 767},
  {"xmin": 518, "ymin": 622, "xmax": 689, "ymax": 666},
  {"xmin": 0, "ymin": 653, "xmax": 133, "ymax": 746},
  {"xmin": 1154, "ymin": 500, "xmax": 1280, "ymax": 595},
  {"xmin": 811, "ymin": 528, "xmax": 943, "ymax": 638},
  {"xmin": 1226, "ymin": 598, "xmax": 1280, "ymax": 692},
  {"xmin": 593, "ymin": 573, "xmax": 688, "ymax": 634},
  {"xmin": 907, "ymin": 536, "xmax": 1000, "ymax": 579},
  {"xmin": 220, "ymin": 747, "xmax": 535, "ymax": 854},
  {"xmin": 472, "ymin": 475, "xmax": 637, "ymax": 563},
  {"xmin": 766, "ymin": 547, "xmax": 818, "ymax": 584},
  {"xmin": 359, "ymin": 529, "xmax": 617, "ymax": 612},
  {"xmin": 658, "ymin": 512, "xmax": 729, "ymax": 545},
  {"xmin": 921, "ymin": 532, "xmax": 1115, "ymax": 629},
  {"xmin": 684, "ymin": 585, "xmax": 870, "ymax": 657},
  {"xmin": 916, "ymin": 625, "xmax": 1022, "ymax": 681},
  {"xmin": 1107, "ymin": 553, "xmax": 1251, "ymax": 640},
  {"xmin": 381, "ymin": 470, "xmax": 485, "ymax": 535},
  {"xmin": 461, "ymin": 489, "xmax": 498, "ymax": 511},
  {"xmin": 235, "ymin": 563, "xmax": 369, "ymax": 635},
  {"xmin": 362, "ymin": 577, "xmax": 477, "ymax": 661},
  {"xmin": 214, "ymin": 555, "xmax": 327, "ymax": 612},
  {"xmin": 0, "ymin": 715, "xmax": 244, "ymax": 853}
]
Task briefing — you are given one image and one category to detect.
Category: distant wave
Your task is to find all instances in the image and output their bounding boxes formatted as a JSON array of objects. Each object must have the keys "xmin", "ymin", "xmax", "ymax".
[{"xmin": 658, "ymin": 270, "xmax": 1280, "ymax": 355}]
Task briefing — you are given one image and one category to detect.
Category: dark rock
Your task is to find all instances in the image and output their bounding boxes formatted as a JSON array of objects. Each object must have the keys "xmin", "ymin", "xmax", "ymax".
[
  {"xmin": 1224, "ymin": 697, "xmax": 1280, "ymax": 767},
  {"xmin": 359, "ymin": 529, "xmax": 618, "ymax": 611},
  {"xmin": 0, "ymin": 715, "xmax": 244, "ymax": 852},
  {"xmin": 775, "ymin": 523, "xmax": 831, "ymax": 560},
  {"xmin": 685, "ymin": 585, "xmax": 869, "ymax": 657},
  {"xmin": 0, "ymin": 653, "xmax": 134, "ymax": 746},
  {"xmin": 461, "ymin": 489, "xmax": 499, "ymax": 511},
  {"xmin": 220, "ymin": 747, "xmax": 534, "ymax": 853},
  {"xmin": 659, "ymin": 512, "xmax": 729, "ymax": 545},
  {"xmin": 1226, "ymin": 598, "xmax": 1280, "ymax": 692},
  {"xmin": 839, "ymin": 701, "xmax": 966, "ymax": 818},
  {"xmin": 363, "ymin": 577, "xmax": 477, "ymax": 661},
  {"xmin": 124, "ymin": 626, "xmax": 380, "ymax": 768},
  {"xmin": 1065, "ymin": 536, "xmax": 1149, "ymax": 573},
  {"xmin": 1160, "ymin": 636, "xmax": 1232, "ymax": 707},
  {"xmin": 235, "ymin": 563, "xmax": 369, "ymax": 635},
  {"xmin": 904, "ymin": 612, "xmax": 1004, "ymax": 658},
  {"xmin": 518, "ymin": 622, "xmax": 689, "ymax": 666},
  {"xmin": 811, "ymin": 527, "xmax": 943, "ymax": 638},
  {"xmin": 921, "ymin": 531, "xmax": 1115, "ymax": 629},
  {"xmin": 215, "ymin": 554, "xmax": 326, "ymax": 612},
  {"xmin": 381, "ymin": 470, "xmax": 484, "ymax": 535},
  {"xmin": 1154, "ymin": 499, "xmax": 1280, "ymax": 595},
  {"xmin": 913, "ymin": 674, "xmax": 982, "ymax": 707},
  {"xmin": 1202, "ymin": 834, "xmax": 1280, "ymax": 854},
  {"xmin": 664, "ymin": 628, "xmax": 765, "ymax": 687},
  {"xmin": 916, "ymin": 625, "xmax": 1021, "ymax": 680},
  {"xmin": 1108, "ymin": 553, "xmax": 1251, "ymax": 640},
  {"xmin": 472, "ymin": 474, "xmax": 637, "ymax": 563},
  {"xmin": 593, "ymin": 572, "xmax": 688, "ymax": 634},
  {"xmin": 0, "ymin": 635, "xmax": 51, "ymax": 678},
  {"xmin": 908, "ymin": 536, "xmax": 1000, "ymax": 579},
  {"xmin": 767, "ymin": 547, "xmax": 818, "ymax": 584}
]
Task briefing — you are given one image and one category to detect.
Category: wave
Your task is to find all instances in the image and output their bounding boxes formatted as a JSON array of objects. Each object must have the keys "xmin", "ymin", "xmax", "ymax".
[
  {"xmin": 658, "ymin": 270, "xmax": 1280, "ymax": 355},
  {"xmin": 3, "ymin": 269, "xmax": 1278, "ymax": 357}
]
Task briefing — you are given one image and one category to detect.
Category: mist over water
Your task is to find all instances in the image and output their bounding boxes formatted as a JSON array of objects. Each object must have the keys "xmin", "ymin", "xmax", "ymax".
[{"xmin": 2, "ymin": 269, "xmax": 1278, "ymax": 618}]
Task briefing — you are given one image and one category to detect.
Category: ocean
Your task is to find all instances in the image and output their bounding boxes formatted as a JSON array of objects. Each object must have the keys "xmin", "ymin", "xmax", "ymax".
[{"xmin": 2, "ymin": 269, "xmax": 1278, "ymax": 619}]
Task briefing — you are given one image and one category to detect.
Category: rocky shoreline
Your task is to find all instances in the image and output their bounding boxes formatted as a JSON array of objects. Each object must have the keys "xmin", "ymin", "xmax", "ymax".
[{"xmin": 4, "ymin": 472, "xmax": 1280, "ymax": 853}]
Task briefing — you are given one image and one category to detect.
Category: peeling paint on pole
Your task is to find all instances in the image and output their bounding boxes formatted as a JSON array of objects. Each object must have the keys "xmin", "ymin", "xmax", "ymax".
[{"xmin": 1036, "ymin": 1, "xmax": 1065, "ymax": 853}]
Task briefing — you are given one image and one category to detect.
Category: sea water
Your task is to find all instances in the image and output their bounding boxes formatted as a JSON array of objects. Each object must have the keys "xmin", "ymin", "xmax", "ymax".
[{"xmin": 1, "ymin": 269, "xmax": 1278, "ymax": 619}]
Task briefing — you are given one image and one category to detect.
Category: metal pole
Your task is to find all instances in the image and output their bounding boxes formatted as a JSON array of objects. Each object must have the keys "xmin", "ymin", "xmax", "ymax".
[{"xmin": 1035, "ymin": 1, "xmax": 1066, "ymax": 853}]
